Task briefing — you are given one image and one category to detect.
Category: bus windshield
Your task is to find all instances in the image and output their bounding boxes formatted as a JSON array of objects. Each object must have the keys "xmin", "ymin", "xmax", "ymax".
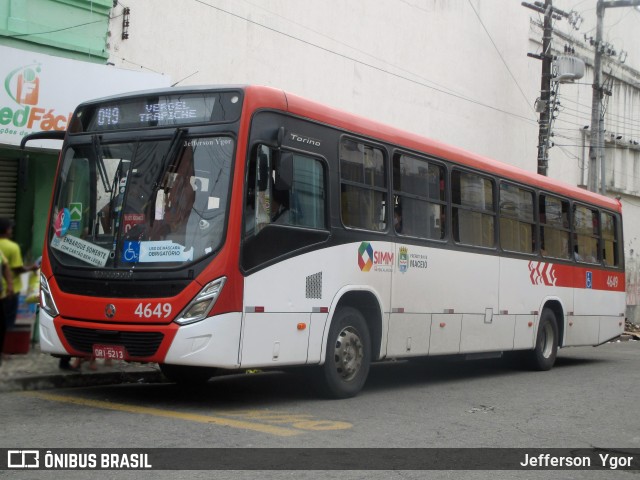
[{"xmin": 49, "ymin": 134, "xmax": 234, "ymax": 269}]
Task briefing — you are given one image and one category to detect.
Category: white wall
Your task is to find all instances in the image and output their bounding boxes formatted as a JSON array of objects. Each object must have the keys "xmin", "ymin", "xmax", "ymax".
[
  {"xmin": 105, "ymin": 0, "xmax": 640, "ymax": 319},
  {"xmin": 107, "ymin": 0, "xmax": 541, "ymax": 166}
]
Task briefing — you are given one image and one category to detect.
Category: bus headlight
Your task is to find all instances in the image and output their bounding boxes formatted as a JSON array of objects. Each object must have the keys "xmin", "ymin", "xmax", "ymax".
[
  {"xmin": 175, "ymin": 277, "xmax": 226, "ymax": 325},
  {"xmin": 40, "ymin": 273, "xmax": 59, "ymax": 317}
]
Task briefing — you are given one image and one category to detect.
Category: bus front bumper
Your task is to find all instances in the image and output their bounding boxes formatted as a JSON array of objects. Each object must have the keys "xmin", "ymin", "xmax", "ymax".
[{"xmin": 39, "ymin": 310, "xmax": 242, "ymax": 368}]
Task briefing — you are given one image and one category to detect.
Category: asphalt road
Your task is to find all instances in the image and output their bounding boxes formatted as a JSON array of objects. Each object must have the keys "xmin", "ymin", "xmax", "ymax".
[{"xmin": 1, "ymin": 340, "xmax": 639, "ymax": 480}]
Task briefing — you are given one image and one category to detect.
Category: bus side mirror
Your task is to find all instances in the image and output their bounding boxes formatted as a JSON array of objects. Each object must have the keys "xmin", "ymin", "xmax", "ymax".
[
  {"xmin": 257, "ymin": 151, "xmax": 269, "ymax": 191},
  {"xmin": 19, "ymin": 130, "xmax": 66, "ymax": 192},
  {"xmin": 275, "ymin": 151, "xmax": 293, "ymax": 190}
]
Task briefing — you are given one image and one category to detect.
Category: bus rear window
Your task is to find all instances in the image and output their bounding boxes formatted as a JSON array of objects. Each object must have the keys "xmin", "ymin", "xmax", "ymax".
[{"xmin": 602, "ymin": 212, "xmax": 620, "ymax": 267}]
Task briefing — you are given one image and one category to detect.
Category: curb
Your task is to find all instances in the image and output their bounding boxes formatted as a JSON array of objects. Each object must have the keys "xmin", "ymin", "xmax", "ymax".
[
  {"xmin": 620, "ymin": 333, "xmax": 640, "ymax": 342},
  {"xmin": 0, "ymin": 369, "xmax": 165, "ymax": 394}
]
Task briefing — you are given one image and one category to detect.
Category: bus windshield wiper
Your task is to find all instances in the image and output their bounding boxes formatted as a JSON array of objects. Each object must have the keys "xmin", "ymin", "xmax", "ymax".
[
  {"xmin": 93, "ymin": 134, "xmax": 112, "ymax": 194},
  {"xmin": 150, "ymin": 128, "xmax": 187, "ymax": 225},
  {"xmin": 154, "ymin": 128, "xmax": 187, "ymax": 189}
]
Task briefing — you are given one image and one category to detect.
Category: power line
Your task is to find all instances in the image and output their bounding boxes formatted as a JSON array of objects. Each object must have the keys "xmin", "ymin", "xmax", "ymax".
[
  {"xmin": 237, "ymin": 0, "xmax": 474, "ymax": 102},
  {"xmin": 466, "ymin": 0, "xmax": 535, "ymax": 115},
  {"xmin": 5, "ymin": 19, "xmax": 105, "ymax": 38},
  {"xmin": 192, "ymin": 0, "xmax": 537, "ymax": 125},
  {"xmin": 558, "ymin": 95, "xmax": 640, "ymax": 128},
  {"xmin": 108, "ymin": 55, "xmax": 165, "ymax": 75}
]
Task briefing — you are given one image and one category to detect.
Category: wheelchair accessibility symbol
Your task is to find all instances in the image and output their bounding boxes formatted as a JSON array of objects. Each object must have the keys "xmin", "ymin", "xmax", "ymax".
[{"xmin": 122, "ymin": 241, "xmax": 140, "ymax": 263}]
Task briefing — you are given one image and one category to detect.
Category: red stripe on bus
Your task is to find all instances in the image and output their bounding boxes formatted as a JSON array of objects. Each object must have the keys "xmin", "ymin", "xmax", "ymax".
[{"xmin": 528, "ymin": 261, "xmax": 624, "ymax": 291}]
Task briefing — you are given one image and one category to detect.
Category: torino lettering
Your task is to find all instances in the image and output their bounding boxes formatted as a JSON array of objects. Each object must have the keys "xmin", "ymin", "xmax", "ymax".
[{"xmin": 289, "ymin": 133, "xmax": 321, "ymax": 147}]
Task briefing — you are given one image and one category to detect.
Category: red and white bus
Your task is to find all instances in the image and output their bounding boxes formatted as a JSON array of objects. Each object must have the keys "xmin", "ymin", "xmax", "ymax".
[{"xmin": 35, "ymin": 85, "xmax": 625, "ymax": 398}]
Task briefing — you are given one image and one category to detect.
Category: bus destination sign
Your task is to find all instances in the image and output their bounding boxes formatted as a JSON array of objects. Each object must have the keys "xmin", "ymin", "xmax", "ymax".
[{"xmin": 75, "ymin": 91, "xmax": 243, "ymax": 132}]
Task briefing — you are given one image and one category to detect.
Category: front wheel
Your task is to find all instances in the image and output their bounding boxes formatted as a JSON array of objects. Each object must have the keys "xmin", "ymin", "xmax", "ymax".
[
  {"xmin": 525, "ymin": 308, "xmax": 558, "ymax": 371},
  {"xmin": 313, "ymin": 307, "xmax": 371, "ymax": 399}
]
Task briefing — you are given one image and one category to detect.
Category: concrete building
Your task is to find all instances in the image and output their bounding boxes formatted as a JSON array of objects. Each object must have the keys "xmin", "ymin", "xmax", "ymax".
[{"xmin": 2, "ymin": 1, "xmax": 640, "ymax": 318}]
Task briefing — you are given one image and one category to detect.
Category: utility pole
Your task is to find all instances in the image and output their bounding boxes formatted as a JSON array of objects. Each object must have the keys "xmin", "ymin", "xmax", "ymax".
[
  {"xmin": 587, "ymin": 0, "xmax": 640, "ymax": 194},
  {"xmin": 588, "ymin": 1, "xmax": 606, "ymax": 193},
  {"xmin": 522, "ymin": 1, "xmax": 572, "ymax": 176},
  {"xmin": 536, "ymin": 0, "xmax": 553, "ymax": 176}
]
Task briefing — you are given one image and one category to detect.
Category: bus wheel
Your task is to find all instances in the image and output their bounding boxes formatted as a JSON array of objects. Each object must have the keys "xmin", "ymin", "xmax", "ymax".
[
  {"xmin": 314, "ymin": 307, "xmax": 371, "ymax": 399},
  {"xmin": 526, "ymin": 308, "xmax": 558, "ymax": 371},
  {"xmin": 159, "ymin": 363, "xmax": 217, "ymax": 385}
]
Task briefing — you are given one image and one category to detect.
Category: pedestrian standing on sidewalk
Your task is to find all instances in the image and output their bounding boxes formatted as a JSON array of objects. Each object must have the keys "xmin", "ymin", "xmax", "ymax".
[
  {"xmin": 0, "ymin": 249, "xmax": 14, "ymax": 366},
  {"xmin": 0, "ymin": 218, "xmax": 38, "ymax": 360}
]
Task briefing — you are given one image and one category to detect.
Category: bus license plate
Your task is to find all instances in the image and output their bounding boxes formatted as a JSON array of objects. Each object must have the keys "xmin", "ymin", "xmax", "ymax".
[{"xmin": 93, "ymin": 344, "xmax": 125, "ymax": 360}]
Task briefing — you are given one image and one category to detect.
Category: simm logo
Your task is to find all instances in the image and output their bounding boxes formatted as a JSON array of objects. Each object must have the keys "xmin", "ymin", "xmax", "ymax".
[{"xmin": 357, "ymin": 242, "xmax": 394, "ymax": 273}]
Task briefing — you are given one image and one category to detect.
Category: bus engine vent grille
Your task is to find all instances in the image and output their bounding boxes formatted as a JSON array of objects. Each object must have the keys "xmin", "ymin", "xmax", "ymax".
[
  {"xmin": 306, "ymin": 272, "xmax": 322, "ymax": 299},
  {"xmin": 61, "ymin": 326, "xmax": 164, "ymax": 358}
]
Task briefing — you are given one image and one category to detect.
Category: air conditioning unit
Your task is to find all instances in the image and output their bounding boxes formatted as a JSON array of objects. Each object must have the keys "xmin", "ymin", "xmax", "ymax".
[{"xmin": 554, "ymin": 55, "xmax": 585, "ymax": 83}]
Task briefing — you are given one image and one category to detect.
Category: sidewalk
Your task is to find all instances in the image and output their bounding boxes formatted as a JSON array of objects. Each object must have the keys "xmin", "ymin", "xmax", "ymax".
[{"xmin": 0, "ymin": 344, "xmax": 164, "ymax": 393}]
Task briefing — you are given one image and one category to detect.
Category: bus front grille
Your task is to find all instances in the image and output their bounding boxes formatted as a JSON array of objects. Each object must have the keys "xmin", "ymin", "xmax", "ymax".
[{"xmin": 61, "ymin": 326, "xmax": 164, "ymax": 358}]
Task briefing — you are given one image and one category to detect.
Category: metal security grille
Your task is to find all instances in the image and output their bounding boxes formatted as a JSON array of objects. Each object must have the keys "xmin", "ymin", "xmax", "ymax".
[
  {"xmin": 306, "ymin": 272, "xmax": 322, "ymax": 299},
  {"xmin": 0, "ymin": 158, "xmax": 18, "ymax": 219},
  {"xmin": 61, "ymin": 326, "xmax": 164, "ymax": 358}
]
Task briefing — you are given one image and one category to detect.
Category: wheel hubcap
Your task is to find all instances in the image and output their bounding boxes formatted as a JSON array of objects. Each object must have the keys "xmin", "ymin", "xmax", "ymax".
[
  {"xmin": 541, "ymin": 322, "xmax": 554, "ymax": 358},
  {"xmin": 333, "ymin": 326, "xmax": 364, "ymax": 381}
]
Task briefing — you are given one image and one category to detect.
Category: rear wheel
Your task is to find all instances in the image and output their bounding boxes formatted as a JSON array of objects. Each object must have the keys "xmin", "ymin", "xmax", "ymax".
[
  {"xmin": 159, "ymin": 363, "xmax": 217, "ymax": 385},
  {"xmin": 525, "ymin": 308, "xmax": 558, "ymax": 371},
  {"xmin": 314, "ymin": 307, "xmax": 371, "ymax": 399}
]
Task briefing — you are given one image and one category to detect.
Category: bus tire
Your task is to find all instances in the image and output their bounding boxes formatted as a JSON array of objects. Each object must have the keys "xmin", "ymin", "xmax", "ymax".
[
  {"xmin": 526, "ymin": 308, "xmax": 558, "ymax": 371},
  {"xmin": 314, "ymin": 307, "xmax": 371, "ymax": 399},
  {"xmin": 159, "ymin": 363, "xmax": 217, "ymax": 385}
]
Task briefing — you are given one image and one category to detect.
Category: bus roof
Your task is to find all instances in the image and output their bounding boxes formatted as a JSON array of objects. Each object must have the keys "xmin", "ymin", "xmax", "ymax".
[{"xmin": 242, "ymin": 85, "xmax": 621, "ymax": 213}]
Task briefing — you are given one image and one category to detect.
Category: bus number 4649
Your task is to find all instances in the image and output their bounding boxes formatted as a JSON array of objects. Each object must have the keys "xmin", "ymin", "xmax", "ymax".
[
  {"xmin": 135, "ymin": 302, "xmax": 172, "ymax": 318},
  {"xmin": 606, "ymin": 276, "xmax": 619, "ymax": 289}
]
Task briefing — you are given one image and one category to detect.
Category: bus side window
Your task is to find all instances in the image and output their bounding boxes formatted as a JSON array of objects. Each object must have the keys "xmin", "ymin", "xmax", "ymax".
[
  {"xmin": 573, "ymin": 204, "xmax": 600, "ymax": 264},
  {"xmin": 393, "ymin": 154, "xmax": 446, "ymax": 240},
  {"xmin": 245, "ymin": 145, "xmax": 327, "ymax": 235},
  {"xmin": 452, "ymin": 169, "xmax": 495, "ymax": 248},
  {"xmin": 539, "ymin": 194, "xmax": 570, "ymax": 260},
  {"xmin": 601, "ymin": 211, "xmax": 619, "ymax": 267},
  {"xmin": 340, "ymin": 139, "xmax": 387, "ymax": 231},
  {"xmin": 499, "ymin": 182, "xmax": 535, "ymax": 254}
]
